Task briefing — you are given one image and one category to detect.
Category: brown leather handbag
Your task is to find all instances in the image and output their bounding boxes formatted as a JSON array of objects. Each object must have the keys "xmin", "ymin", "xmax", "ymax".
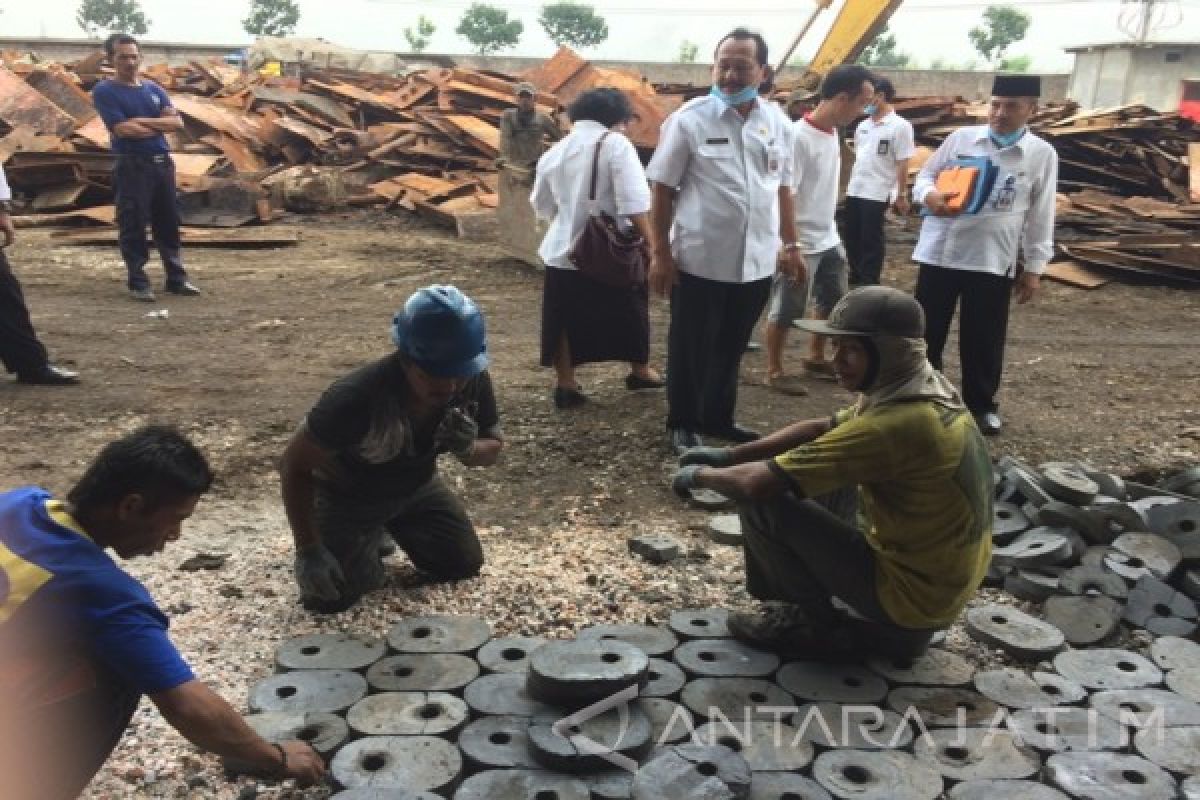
[{"xmin": 568, "ymin": 131, "xmax": 647, "ymax": 288}]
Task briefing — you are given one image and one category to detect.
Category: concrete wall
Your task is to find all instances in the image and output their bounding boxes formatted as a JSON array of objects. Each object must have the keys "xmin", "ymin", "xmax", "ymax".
[
  {"xmin": 1069, "ymin": 44, "xmax": 1200, "ymax": 112},
  {"xmin": 0, "ymin": 37, "xmax": 243, "ymax": 66}
]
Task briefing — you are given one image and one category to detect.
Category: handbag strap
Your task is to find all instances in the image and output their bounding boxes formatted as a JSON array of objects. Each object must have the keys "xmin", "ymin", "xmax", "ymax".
[{"xmin": 587, "ymin": 131, "xmax": 612, "ymax": 205}]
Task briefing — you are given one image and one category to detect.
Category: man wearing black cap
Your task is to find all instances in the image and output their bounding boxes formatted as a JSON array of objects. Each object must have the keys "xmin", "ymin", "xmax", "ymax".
[
  {"xmin": 670, "ymin": 287, "xmax": 993, "ymax": 660},
  {"xmin": 499, "ymin": 82, "xmax": 563, "ymax": 173},
  {"xmin": 910, "ymin": 74, "xmax": 1058, "ymax": 436}
]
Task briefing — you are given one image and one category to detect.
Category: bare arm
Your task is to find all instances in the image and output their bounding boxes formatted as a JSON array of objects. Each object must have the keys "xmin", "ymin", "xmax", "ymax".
[
  {"xmin": 776, "ymin": 186, "xmax": 806, "ymax": 282},
  {"xmin": 648, "ymin": 182, "xmax": 678, "ymax": 298},
  {"xmin": 893, "ymin": 158, "xmax": 911, "ymax": 214},
  {"xmin": 459, "ymin": 434, "xmax": 503, "ymax": 467},
  {"xmin": 693, "ymin": 461, "xmax": 791, "ymax": 502},
  {"xmin": 112, "ymin": 119, "xmax": 161, "ymax": 138},
  {"xmin": 279, "ymin": 428, "xmax": 332, "ymax": 551},
  {"xmin": 0, "ymin": 212, "xmax": 14, "ymax": 248},
  {"xmin": 725, "ymin": 416, "xmax": 834, "ymax": 464}
]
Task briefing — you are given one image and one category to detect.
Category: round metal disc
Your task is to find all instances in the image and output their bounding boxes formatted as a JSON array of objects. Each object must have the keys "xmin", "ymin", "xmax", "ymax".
[
  {"xmin": 1058, "ymin": 564, "xmax": 1129, "ymax": 598},
  {"xmin": 1134, "ymin": 725, "xmax": 1200, "ymax": 774},
  {"xmin": 912, "ymin": 727, "xmax": 1041, "ymax": 781},
  {"xmin": 631, "ymin": 744, "xmax": 752, "ymax": 800},
  {"xmin": 1089, "ymin": 688, "xmax": 1200, "ymax": 727},
  {"xmin": 577, "ymin": 624, "xmax": 679, "ymax": 657},
  {"xmin": 527, "ymin": 638, "xmax": 649, "ymax": 708},
  {"xmin": 464, "ymin": 673, "xmax": 556, "ymax": 717},
  {"xmin": 331, "ymin": 789, "xmax": 443, "ymax": 800},
  {"xmin": 865, "ymin": 648, "xmax": 975, "ymax": 687},
  {"xmin": 527, "ymin": 701, "xmax": 654, "ymax": 773},
  {"xmin": 673, "ymin": 638, "xmax": 781, "ymax": 678},
  {"xmin": 707, "ymin": 513, "xmax": 744, "ymax": 546},
  {"xmin": 386, "ymin": 615, "xmax": 491, "ymax": 654},
  {"xmin": 1108, "ymin": 533, "xmax": 1182, "ymax": 582},
  {"xmin": 457, "ymin": 715, "xmax": 539, "ymax": 769},
  {"xmin": 582, "ymin": 770, "xmax": 635, "ymax": 800},
  {"xmin": 680, "ymin": 677, "xmax": 795, "ymax": 722},
  {"xmin": 1046, "ymin": 752, "xmax": 1177, "ymax": 800},
  {"xmin": 1042, "ymin": 594, "xmax": 1124, "ymax": 647},
  {"xmin": 965, "ymin": 604, "xmax": 1065, "ymax": 660},
  {"xmin": 1040, "ymin": 464, "xmax": 1099, "ymax": 506},
  {"xmin": 973, "ymin": 668, "xmax": 1086, "ymax": 709},
  {"xmin": 811, "ymin": 749, "xmax": 943, "ymax": 800},
  {"xmin": 792, "ymin": 702, "xmax": 914, "ymax": 750},
  {"xmin": 1124, "ymin": 574, "xmax": 1198, "ymax": 637},
  {"xmin": 643, "ymin": 657, "xmax": 688, "ymax": 698},
  {"xmin": 749, "ymin": 772, "xmax": 833, "ymax": 800},
  {"xmin": 885, "ymin": 686, "xmax": 1001, "ymax": 727},
  {"xmin": 453, "ymin": 769, "xmax": 591, "ymax": 800},
  {"xmin": 346, "ymin": 691, "xmax": 468, "ymax": 737},
  {"xmin": 365, "ymin": 653, "xmax": 480, "ymax": 692},
  {"xmin": 226, "ymin": 711, "xmax": 348, "ymax": 773},
  {"xmin": 692, "ymin": 719, "xmax": 813, "ymax": 771},
  {"xmin": 1007, "ymin": 707, "xmax": 1128, "ymax": 753},
  {"xmin": 1053, "ymin": 648, "xmax": 1162, "ymax": 690},
  {"xmin": 275, "ymin": 633, "xmax": 387, "ymax": 672},
  {"xmin": 477, "ymin": 636, "xmax": 546, "ymax": 674},
  {"xmin": 1167, "ymin": 667, "xmax": 1200, "ymax": 702},
  {"xmin": 331, "ymin": 736, "xmax": 461, "ymax": 794},
  {"xmin": 669, "ymin": 608, "xmax": 732, "ymax": 640},
  {"xmin": 248, "ymin": 669, "xmax": 367, "ymax": 713},
  {"xmin": 993, "ymin": 501, "xmax": 1032, "ymax": 541},
  {"xmin": 946, "ymin": 781, "xmax": 1068, "ymax": 800},
  {"xmin": 777, "ymin": 661, "xmax": 889, "ymax": 704},
  {"xmin": 1151, "ymin": 635, "xmax": 1200, "ymax": 673},
  {"xmin": 640, "ymin": 697, "xmax": 695, "ymax": 745}
]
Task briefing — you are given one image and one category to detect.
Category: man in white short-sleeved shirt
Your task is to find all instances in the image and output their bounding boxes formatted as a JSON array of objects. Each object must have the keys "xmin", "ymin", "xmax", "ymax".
[
  {"xmin": 845, "ymin": 76, "xmax": 915, "ymax": 286},
  {"xmin": 646, "ymin": 28, "xmax": 805, "ymax": 454}
]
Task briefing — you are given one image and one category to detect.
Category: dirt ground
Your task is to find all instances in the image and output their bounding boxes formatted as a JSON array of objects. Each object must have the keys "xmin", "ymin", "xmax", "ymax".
[{"xmin": 1, "ymin": 211, "xmax": 1198, "ymax": 797}]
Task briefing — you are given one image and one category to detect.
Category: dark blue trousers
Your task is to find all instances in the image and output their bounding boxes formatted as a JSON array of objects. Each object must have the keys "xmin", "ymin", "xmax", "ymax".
[
  {"xmin": 0, "ymin": 249, "xmax": 50, "ymax": 376},
  {"xmin": 114, "ymin": 154, "xmax": 188, "ymax": 291}
]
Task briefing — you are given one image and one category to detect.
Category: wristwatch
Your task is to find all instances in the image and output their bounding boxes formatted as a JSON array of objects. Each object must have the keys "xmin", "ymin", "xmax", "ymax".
[{"xmin": 781, "ymin": 242, "xmax": 803, "ymax": 252}]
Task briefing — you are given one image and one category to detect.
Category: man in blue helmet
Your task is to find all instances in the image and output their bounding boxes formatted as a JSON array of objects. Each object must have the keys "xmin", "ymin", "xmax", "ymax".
[{"xmin": 280, "ymin": 285, "xmax": 503, "ymax": 612}]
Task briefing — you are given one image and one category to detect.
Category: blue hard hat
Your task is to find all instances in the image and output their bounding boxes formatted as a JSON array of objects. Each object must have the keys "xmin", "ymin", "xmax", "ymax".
[{"xmin": 391, "ymin": 285, "xmax": 488, "ymax": 378}]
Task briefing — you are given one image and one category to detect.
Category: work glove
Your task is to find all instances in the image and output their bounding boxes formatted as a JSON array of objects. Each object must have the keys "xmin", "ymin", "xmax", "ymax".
[
  {"xmin": 678, "ymin": 446, "xmax": 734, "ymax": 468},
  {"xmin": 434, "ymin": 406, "xmax": 478, "ymax": 461},
  {"xmin": 295, "ymin": 544, "xmax": 346, "ymax": 602},
  {"xmin": 671, "ymin": 465, "xmax": 701, "ymax": 500}
]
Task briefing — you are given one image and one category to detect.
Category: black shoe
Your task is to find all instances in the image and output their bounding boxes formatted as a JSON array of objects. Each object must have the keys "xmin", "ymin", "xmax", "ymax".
[
  {"xmin": 553, "ymin": 387, "xmax": 587, "ymax": 409},
  {"xmin": 17, "ymin": 365, "xmax": 80, "ymax": 386},
  {"xmin": 130, "ymin": 287, "xmax": 156, "ymax": 302},
  {"xmin": 669, "ymin": 427, "xmax": 702, "ymax": 454},
  {"xmin": 625, "ymin": 373, "xmax": 665, "ymax": 390},
  {"xmin": 165, "ymin": 281, "xmax": 201, "ymax": 296},
  {"xmin": 708, "ymin": 424, "xmax": 761, "ymax": 443},
  {"xmin": 974, "ymin": 411, "xmax": 1002, "ymax": 436}
]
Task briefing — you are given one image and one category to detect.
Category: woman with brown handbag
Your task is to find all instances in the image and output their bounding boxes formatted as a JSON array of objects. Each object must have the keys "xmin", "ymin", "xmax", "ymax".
[{"xmin": 532, "ymin": 88, "xmax": 663, "ymax": 410}]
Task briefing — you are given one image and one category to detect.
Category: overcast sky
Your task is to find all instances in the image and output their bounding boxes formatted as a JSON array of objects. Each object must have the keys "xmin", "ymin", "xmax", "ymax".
[{"xmin": 3, "ymin": 0, "xmax": 1200, "ymax": 71}]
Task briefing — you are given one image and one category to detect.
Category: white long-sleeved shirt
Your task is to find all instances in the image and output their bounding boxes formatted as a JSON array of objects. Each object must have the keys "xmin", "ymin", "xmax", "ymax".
[
  {"xmin": 912, "ymin": 125, "xmax": 1058, "ymax": 276},
  {"xmin": 531, "ymin": 120, "xmax": 651, "ymax": 270},
  {"xmin": 646, "ymin": 94, "xmax": 794, "ymax": 284},
  {"xmin": 0, "ymin": 165, "xmax": 11, "ymax": 202}
]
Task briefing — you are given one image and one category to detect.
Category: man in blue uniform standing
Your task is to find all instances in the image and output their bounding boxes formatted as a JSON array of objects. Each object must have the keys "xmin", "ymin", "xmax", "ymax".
[{"xmin": 92, "ymin": 34, "xmax": 200, "ymax": 302}]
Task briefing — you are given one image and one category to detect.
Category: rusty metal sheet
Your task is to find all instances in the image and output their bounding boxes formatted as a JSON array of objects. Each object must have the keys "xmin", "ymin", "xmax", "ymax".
[
  {"xmin": 171, "ymin": 94, "xmax": 263, "ymax": 142},
  {"xmin": 24, "ymin": 68, "xmax": 97, "ymax": 124},
  {"xmin": 200, "ymin": 133, "xmax": 267, "ymax": 173},
  {"xmin": 171, "ymin": 153, "xmax": 225, "ymax": 177},
  {"xmin": 72, "ymin": 115, "xmax": 111, "ymax": 150},
  {"xmin": 11, "ymin": 205, "xmax": 117, "ymax": 228},
  {"xmin": 31, "ymin": 183, "xmax": 88, "ymax": 212},
  {"xmin": 1188, "ymin": 143, "xmax": 1199, "ymax": 203},
  {"xmin": 442, "ymin": 115, "xmax": 500, "ymax": 158},
  {"xmin": 0, "ymin": 66, "xmax": 77, "ymax": 138},
  {"xmin": 524, "ymin": 46, "xmax": 589, "ymax": 96},
  {"xmin": 0, "ymin": 127, "xmax": 70, "ymax": 161}
]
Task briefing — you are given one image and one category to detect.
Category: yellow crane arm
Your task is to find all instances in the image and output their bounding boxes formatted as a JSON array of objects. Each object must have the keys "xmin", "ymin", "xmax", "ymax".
[{"xmin": 787, "ymin": 0, "xmax": 906, "ymax": 90}]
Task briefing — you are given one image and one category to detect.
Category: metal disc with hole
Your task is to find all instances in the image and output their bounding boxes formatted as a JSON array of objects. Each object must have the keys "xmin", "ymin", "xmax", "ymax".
[
  {"xmin": 1042, "ymin": 594, "xmax": 1124, "ymax": 647},
  {"xmin": 689, "ymin": 488, "xmax": 735, "ymax": 511},
  {"xmin": 707, "ymin": 514, "xmax": 744, "ymax": 546},
  {"xmin": 1035, "ymin": 501, "xmax": 1100, "ymax": 540},
  {"xmin": 453, "ymin": 769, "xmax": 592, "ymax": 800},
  {"xmin": 631, "ymin": 743, "xmax": 752, "ymax": 800},
  {"xmin": 248, "ymin": 669, "xmax": 367, "ymax": 713},
  {"xmin": 1054, "ymin": 648, "xmax": 1162, "ymax": 690},
  {"xmin": 1081, "ymin": 503, "xmax": 1145, "ymax": 545},
  {"xmin": 1171, "ymin": 531, "xmax": 1200, "ymax": 566},
  {"xmin": 792, "ymin": 702, "xmax": 914, "ymax": 750},
  {"xmin": 994, "ymin": 501, "xmax": 1032, "ymax": 541},
  {"xmin": 749, "ymin": 772, "xmax": 832, "ymax": 800},
  {"xmin": 812, "ymin": 749, "xmax": 943, "ymax": 800},
  {"xmin": 865, "ymin": 648, "xmax": 975, "ymax": 687},
  {"xmin": 331, "ymin": 789, "xmax": 443, "ymax": 800},
  {"xmin": 1086, "ymin": 469, "xmax": 1127, "ymax": 501},
  {"xmin": 1109, "ymin": 533, "xmax": 1182, "ymax": 582},
  {"xmin": 680, "ymin": 677, "xmax": 794, "ymax": 722},
  {"xmin": 477, "ymin": 636, "xmax": 545, "ymax": 674},
  {"xmin": 1046, "ymin": 752, "xmax": 1177, "ymax": 800},
  {"xmin": 991, "ymin": 529, "xmax": 1073, "ymax": 569},
  {"xmin": 1124, "ymin": 574, "xmax": 1198, "ymax": 636},
  {"xmin": 331, "ymin": 736, "xmax": 461, "ymax": 794},
  {"xmin": 669, "ymin": 608, "xmax": 732, "ymax": 640},
  {"xmin": 885, "ymin": 686, "xmax": 1000, "ymax": 727},
  {"xmin": 1151, "ymin": 635, "xmax": 1200, "ymax": 672},
  {"xmin": 346, "ymin": 691, "xmax": 468, "ymax": 737},
  {"xmin": 947, "ymin": 781, "xmax": 1068, "ymax": 800},
  {"xmin": 1007, "ymin": 707, "xmax": 1128, "ymax": 753},
  {"xmin": 578, "ymin": 624, "xmax": 679, "ymax": 657},
  {"xmin": 225, "ymin": 711, "xmax": 349, "ymax": 774},
  {"xmin": 973, "ymin": 668, "xmax": 1086, "ymax": 709},
  {"xmin": 583, "ymin": 770, "xmax": 635, "ymax": 800},
  {"xmin": 1004, "ymin": 567, "xmax": 1063, "ymax": 603},
  {"xmin": 1057, "ymin": 565, "xmax": 1129, "ymax": 599},
  {"xmin": 1005, "ymin": 463, "xmax": 1054, "ymax": 508},
  {"xmin": 1146, "ymin": 500, "xmax": 1200, "ymax": 538},
  {"xmin": 464, "ymin": 673, "xmax": 556, "ymax": 717},
  {"xmin": 776, "ymin": 662, "xmax": 889, "ymax": 705},
  {"xmin": 965, "ymin": 604, "xmax": 1065, "ymax": 660},
  {"xmin": 913, "ymin": 727, "xmax": 1041, "ymax": 781},
  {"xmin": 1134, "ymin": 725, "xmax": 1200, "ymax": 774},
  {"xmin": 457, "ymin": 715, "xmax": 539, "ymax": 770},
  {"xmin": 275, "ymin": 633, "xmax": 387, "ymax": 673},
  {"xmin": 674, "ymin": 639, "xmax": 781, "ymax": 678},
  {"xmin": 527, "ymin": 638, "xmax": 649, "ymax": 708},
  {"xmin": 1167, "ymin": 667, "xmax": 1200, "ymax": 703},
  {"xmin": 528, "ymin": 701, "xmax": 654, "ymax": 773},
  {"xmin": 641, "ymin": 697, "xmax": 695, "ymax": 745},
  {"xmin": 365, "ymin": 653, "xmax": 479, "ymax": 692},
  {"xmin": 386, "ymin": 615, "xmax": 491, "ymax": 654},
  {"xmin": 1089, "ymin": 688, "xmax": 1200, "ymax": 727},
  {"xmin": 1040, "ymin": 465, "xmax": 1099, "ymax": 506},
  {"xmin": 644, "ymin": 657, "xmax": 688, "ymax": 698},
  {"xmin": 692, "ymin": 719, "xmax": 814, "ymax": 771}
]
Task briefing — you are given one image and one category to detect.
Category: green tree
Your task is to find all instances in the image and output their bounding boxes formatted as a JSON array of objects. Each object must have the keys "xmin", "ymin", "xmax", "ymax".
[
  {"xmin": 677, "ymin": 40, "xmax": 698, "ymax": 64},
  {"xmin": 242, "ymin": 0, "xmax": 300, "ymax": 37},
  {"xmin": 404, "ymin": 14, "xmax": 436, "ymax": 53},
  {"xmin": 76, "ymin": 0, "xmax": 149, "ymax": 36},
  {"xmin": 999, "ymin": 54, "xmax": 1033, "ymax": 72},
  {"xmin": 538, "ymin": 2, "xmax": 608, "ymax": 49},
  {"xmin": 968, "ymin": 5, "xmax": 1031, "ymax": 67},
  {"xmin": 857, "ymin": 26, "xmax": 911, "ymax": 68},
  {"xmin": 456, "ymin": 3, "xmax": 524, "ymax": 55}
]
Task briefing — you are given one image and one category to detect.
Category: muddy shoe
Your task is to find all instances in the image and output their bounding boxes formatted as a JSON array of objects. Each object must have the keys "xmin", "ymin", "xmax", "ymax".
[
  {"xmin": 767, "ymin": 373, "xmax": 809, "ymax": 396},
  {"xmin": 801, "ymin": 359, "xmax": 837, "ymax": 382},
  {"xmin": 728, "ymin": 605, "xmax": 817, "ymax": 651}
]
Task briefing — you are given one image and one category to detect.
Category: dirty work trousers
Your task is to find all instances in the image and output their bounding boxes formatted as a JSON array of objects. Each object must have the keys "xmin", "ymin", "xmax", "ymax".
[
  {"xmin": 0, "ymin": 249, "xmax": 49, "ymax": 377},
  {"xmin": 914, "ymin": 262, "xmax": 1012, "ymax": 415},
  {"xmin": 738, "ymin": 487, "xmax": 938, "ymax": 658},
  {"xmin": 114, "ymin": 153, "xmax": 189, "ymax": 292},
  {"xmin": 306, "ymin": 476, "xmax": 484, "ymax": 613},
  {"xmin": 843, "ymin": 196, "xmax": 889, "ymax": 286},
  {"xmin": 666, "ymin": 271, "xmax": 771, "ymax": 435}
]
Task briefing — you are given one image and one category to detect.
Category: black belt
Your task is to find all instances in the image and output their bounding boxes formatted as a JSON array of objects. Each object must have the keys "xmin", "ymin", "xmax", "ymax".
[{"xmin": 118, "ymin": 153, "xmax": 170, "ymax": 163}]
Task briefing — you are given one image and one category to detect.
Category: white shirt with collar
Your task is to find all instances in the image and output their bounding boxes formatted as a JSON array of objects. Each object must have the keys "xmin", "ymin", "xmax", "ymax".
[
  {"xmin": 791, "ymin": 115, "xmax": 842, "ymax": 254},
  {"xmin": 646, "ymin": 94, "xmax": 794, "ymax": 284},
  {"xmin": 912, "ymin": 125, "xmax": 1058, "ymax": 276},
  {"xmin": 531, "ymin": 120, "xmax": 651, "ymax": 269},
  {"xmin": 0, "ymin": 165, "xmax": 11, "ymax": 203},
  {"xmin": 847, "ymin": 111, "xmax": 916, "ymax": 203}
]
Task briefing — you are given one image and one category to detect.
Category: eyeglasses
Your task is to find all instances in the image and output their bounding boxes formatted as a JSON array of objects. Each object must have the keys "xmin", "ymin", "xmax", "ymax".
[{"xmin": 714, "ymin": 62, "xmax": 760, "ymax": 77}]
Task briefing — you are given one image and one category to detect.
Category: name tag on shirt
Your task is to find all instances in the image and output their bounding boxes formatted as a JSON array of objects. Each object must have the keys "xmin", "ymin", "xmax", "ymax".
[
  {"xmin": 877, "ymin": 140, "xmax": 890, "ymax": 156},
  {"xmin": 704, "ymin": 138, "xmax": 730, "ymax": 145}
]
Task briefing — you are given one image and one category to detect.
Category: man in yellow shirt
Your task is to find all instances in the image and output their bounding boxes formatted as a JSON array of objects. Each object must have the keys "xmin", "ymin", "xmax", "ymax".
[{"xmin": 671, "ymin": 286, "xmax": 992, "ymax": 659}]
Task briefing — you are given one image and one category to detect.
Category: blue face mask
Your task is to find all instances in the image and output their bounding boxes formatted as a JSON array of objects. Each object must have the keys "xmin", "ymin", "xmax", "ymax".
[
  {"xmin": 711, "ymin": 83, "xmax": 759, "ymax": 107},
  {"xmin": 864, "ymin": 104, "xmax": 878, "ymax": 116},
  {"xmin": 989, "ymin": 127, "xmax": 1027, "ymax": 148}
]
